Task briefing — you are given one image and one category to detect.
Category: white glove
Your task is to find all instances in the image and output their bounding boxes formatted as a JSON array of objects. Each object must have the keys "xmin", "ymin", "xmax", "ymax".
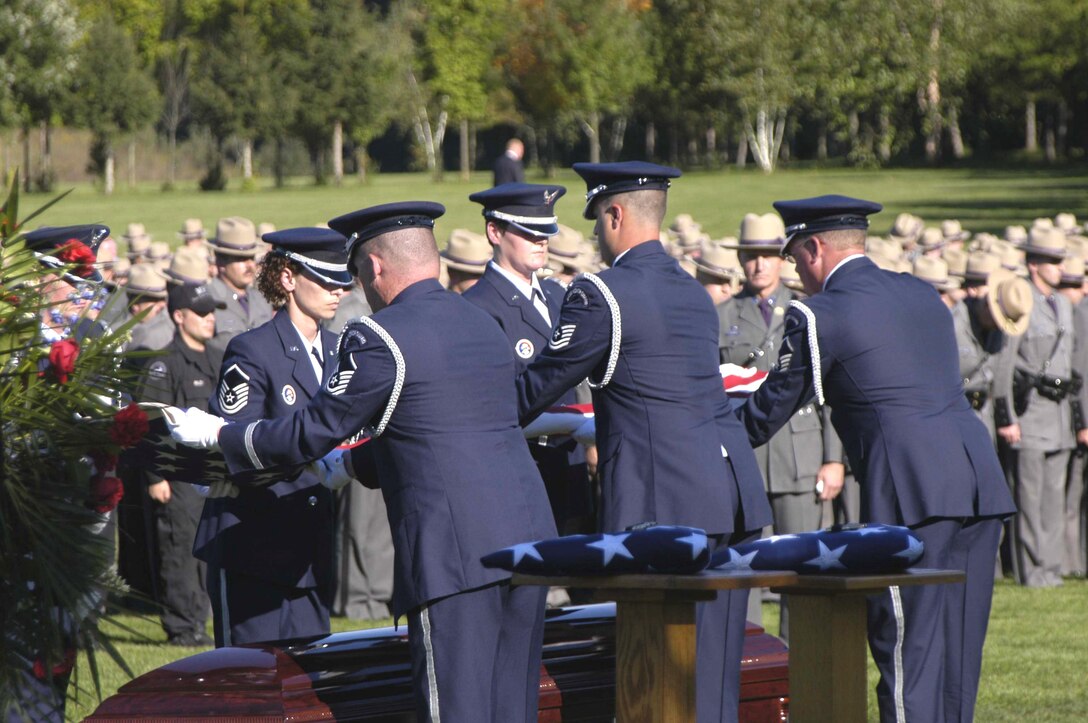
[
  {"xmin": 572, "ymin": 417, "xmax": 597, "ymax": 447},
  {"xmin": 201, "ymin": 480, "xmax": 240, "ymax": 498},
  {"xmin": 313, "ymin": 449, "xmax": 354, "ymax": 491},
  {"xmin": 167, "ymin": 407, "xmax": 225, "ymax": 450}
]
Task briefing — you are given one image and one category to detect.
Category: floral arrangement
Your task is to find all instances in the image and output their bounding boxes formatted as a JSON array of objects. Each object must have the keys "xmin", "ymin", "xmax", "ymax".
[{"xmin": 1, "ymin": 172, "xmax": 146, "ymax": 714}]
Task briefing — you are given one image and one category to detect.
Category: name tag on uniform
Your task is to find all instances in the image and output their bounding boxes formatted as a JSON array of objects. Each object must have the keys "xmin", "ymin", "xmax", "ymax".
[{"xmin": 192, "ymin": 379, "xmax": 205, "ymax": 387}]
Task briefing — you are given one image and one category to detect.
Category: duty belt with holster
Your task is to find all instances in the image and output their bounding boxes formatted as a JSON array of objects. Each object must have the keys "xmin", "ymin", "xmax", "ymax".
[{"xmin": 1012, "ymin": 328, "xmax": 1071, "ymax": 413}]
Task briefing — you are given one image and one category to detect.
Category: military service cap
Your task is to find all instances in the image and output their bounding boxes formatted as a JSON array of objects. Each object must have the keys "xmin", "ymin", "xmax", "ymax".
[
  {"xmin": 329, "ymin": 201, "xmax": 445, "ymax": 276},
  {"xmin": 23, "ymin": 224, "xmax": 111, "ymax": 284},
  {"xmin": 572, "ymin": 161, "xmax": 681, "ymax": 219},
  {"xmin": 773, "ymin": 194, "xmax": 883, "ymax": 257},
  {"xmin": 264, "ymin": 227, "xmax": 353, "ymax": 287},
  {"xmin": 469, "ymin": 182, "xmax": 566, "ymax": 239}
]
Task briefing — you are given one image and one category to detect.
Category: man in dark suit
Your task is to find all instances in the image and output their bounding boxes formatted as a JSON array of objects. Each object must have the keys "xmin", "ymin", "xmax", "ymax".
[
  {"xmin": 493, "ymin": 137, "xmax": 526, "ymax": 186},
  {"xmin": 739, "ymin": 195, "xmax": 1016, "ymax": 723},
  {"xmin": 463, "ymin": 183, "xmax": 590, "ymax": 537},
  {"xmin": 171, "ymin": 202, "xmax": 557, "ymax": 723},
  {"xmin": 196, "ymin": 227, "xmax": 351, "ymax": 646},
  {"xmin": 515, "ymin": 162, "xmax": 773, "ymax": 723}
]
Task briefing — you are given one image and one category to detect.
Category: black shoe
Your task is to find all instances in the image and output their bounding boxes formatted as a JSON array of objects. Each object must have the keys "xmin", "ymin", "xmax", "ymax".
[{"xmin": 168, "ymin": 630, "xmax": 213, "ymax": 647}]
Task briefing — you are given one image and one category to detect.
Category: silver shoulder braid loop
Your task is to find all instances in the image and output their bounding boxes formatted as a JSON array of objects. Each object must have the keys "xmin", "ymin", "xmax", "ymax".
[
  {"xmin": 576, "ymin": 272, "xmax": 622, "ymax": 389},
  {"xmin": 788, "ymin": 300, "xmax": 825, "ymax": 406},
  {"xmin": 356, "ymin": 316, "xmax": 406, "ymax": 438}
]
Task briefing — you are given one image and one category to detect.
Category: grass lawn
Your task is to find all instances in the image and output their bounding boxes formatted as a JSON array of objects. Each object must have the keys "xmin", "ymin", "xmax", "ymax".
[
  {"xmin": 68, "ymin": 579, "xmax": 1087, "ymax": 721},
  {"xmin": 19, "ymin": 165, "xmax": 1088, "ymax": 251}
]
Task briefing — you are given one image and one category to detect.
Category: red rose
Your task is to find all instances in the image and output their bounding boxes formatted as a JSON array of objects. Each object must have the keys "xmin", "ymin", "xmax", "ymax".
[
  {"xmin": 56, "ymin": 239, "xmax": 97, "ymax": 278},
  {"xmin": 32, "ymin": 648, "xmax": 77, "ymax": 680},
  {"xmin": 44, "ymin": 339, "xmax": 80, "ymax": 384},
  {"xmin": 109, "ymin": 404, "xmax": 149, "ymax": 448},
  {"xmin": 90, "ymin": 450, "xmax": 118, "ymax": 475},
  {"xmin": 90, "ymin": 475, "xmax": 124, "ymax": 514}
]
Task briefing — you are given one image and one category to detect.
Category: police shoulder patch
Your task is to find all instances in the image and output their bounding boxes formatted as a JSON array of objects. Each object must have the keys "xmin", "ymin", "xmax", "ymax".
[
  {"xmin": 564, "ymin": 285, "xmax": 590, "ymax": 308},
  {"xmin": 218, "ymin": 363, "xmax": 251, "ymax": 414},
  {"xmin": 148, "ymin": 360, "xmax": 168, "ymax": 380}
]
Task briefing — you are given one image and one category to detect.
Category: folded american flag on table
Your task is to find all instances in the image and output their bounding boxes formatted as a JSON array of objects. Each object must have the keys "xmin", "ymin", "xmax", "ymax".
[
  {"xmin": 482, "ymin": 525, "xmax": 710, "ymax": 575},
  {"xmin": 710, "ymin": 524, "xmax": 924, "ymax": 574}
]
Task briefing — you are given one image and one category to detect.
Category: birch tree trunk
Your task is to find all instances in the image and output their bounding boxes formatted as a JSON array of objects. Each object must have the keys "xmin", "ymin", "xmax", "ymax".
[
  {"xmin": 407, "ymin": 69, "xmax": 448, "ymax": 180},
  {"xmin": 242, "ymin": 139, "xmax": 253, "ymax": 179},
  {"xmin": 922, "ymin": 0, "xmax": 944, "ymax": 163},
  {"xmin": 128, "ymin": 139, "xmax": 136, "ymax": 188},
  {"xmin": 948, "ymin": 105, "xmax": 965, "ymax": 159},
  {"xmin": 581, "ymin": 110, "xmax": 601, "ymax": 164},
  {"xmin": 745, "ymin": 107, "xmax": 786, "ymax": 173},
  {"xmin": 21, "ymin": 125, "xmax": 31, "ymax": 192},
  {"xmin": 1025, "ymin": 97, "xmax": 1037, "ymax": 152},
  {"xmin": 104, "ymin": 146, "xmax": 115, "ymax": 195},
  {"xmin": 332, "ymin": 120, "xmax": 344, "ymax": 186},
  {"xmin": 736, "ymin": 131, "xmax": 748, "ymax": 169},
  {"xmin": 645, "ymin": 121, "xmax": 656, "ymax": 160},
  {"xmin": 459, "ymin": 118, "xmax": 470, "ymax": 181}
]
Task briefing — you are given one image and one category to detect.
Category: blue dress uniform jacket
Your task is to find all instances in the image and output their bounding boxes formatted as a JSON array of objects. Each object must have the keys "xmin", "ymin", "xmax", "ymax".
[
  {"xmin": 741, "ymin": 258, "xmax": 1014, "ymax": 525},
  {"xmin": 218, "ymin": 279, "xmax": 557, "ymax": 618},
  {"xmin": 518, "ymin": 241, "xmax": 772, "ymax": 536},
  {"xmin": 517, "ymin": 240, "xmax": 771, "ymax": 723},
  {"xmin": 463, "ymin": 266, "xmax": 588, "ymax": 530},
  {"xmin": 741, "ymin": 256, "xmax": 1015, "ymax": 723},
  {"xmin": 195, "ymin": 309, "xmax": 337, "ymax": 592}
]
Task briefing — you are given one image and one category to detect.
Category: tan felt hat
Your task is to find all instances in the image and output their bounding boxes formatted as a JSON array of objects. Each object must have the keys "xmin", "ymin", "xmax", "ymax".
[
  {"xmin": 987, "ymin": 268, "xmax": 1032, "ymax": 336},
  {"xmin": 441, "ymin": 228, "xmax": 491, "ymax": 274},
  {"xmin": 125, "ymin": 264, "xmax": 167, "ymax": 299},
  {"xmin": 209, "ymin": 216, "xmax": 260, "ymax": 257}
]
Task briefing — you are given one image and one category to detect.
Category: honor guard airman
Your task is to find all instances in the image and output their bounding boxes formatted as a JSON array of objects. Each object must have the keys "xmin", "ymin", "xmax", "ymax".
[
  {"xmin": 170, "ymin": 202, "xmax": 557, "ymax": 722},
  {"xmin": 717, "ymin": 213, "xmax": 844, "ymax": 641},
  {"xmin": 196, "ymin": 227, "xmax": 352, "ymax": 646},
  {"xmin": 463, "ymin": 183, "xmax": 591, "ymax": 537},
  {"xmin": 739, "ymin": 195, "xmax": 1015, "ymax": 722},
  {"xmin": 515, "ymin": 162, "xmax": 773, "ymax": 723}
]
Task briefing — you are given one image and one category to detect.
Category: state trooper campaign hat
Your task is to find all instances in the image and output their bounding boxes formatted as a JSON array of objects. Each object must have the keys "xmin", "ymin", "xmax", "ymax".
[
  {"xmin": 468, "ymin": 182, "xmax": 566, "ymax": 239},
  {"xmin": 167, "ymin": 282, "xmax": 226, "ymax": 316},
  {"xmin": 264, "ymin": 227, "xmax": 354, "ymax": 287},
  {"xmin": 572, "ymin": 161, "xmax": 682, "ymax": 219},
  {"xmin": 209, "ymin": 216, "xmax": 260, "ymax": 258},
  {"xmin": 164, "ymin": 245, "xmax": 212, "ymax": 286},
  {"xmin": 441, "ymin": 228, "xmax": 491, "ymax": 274},
  {"xmin": 722, "ymin": 213, "xmax": 787, "ymax": 253},
  {"xmin": 22, "ymin": 224, "xmax": 111, "ymax": 284},
  {"xmin": 329, "ymin": 201, "xmax": 445, "ymax": 276},
  {"xmin": 125, "ymin": 264, "xmax": 168, "ymax": 300},
  {"xmin": 773, "ymin": 194, "xmax": 883, "ymax": 258}
]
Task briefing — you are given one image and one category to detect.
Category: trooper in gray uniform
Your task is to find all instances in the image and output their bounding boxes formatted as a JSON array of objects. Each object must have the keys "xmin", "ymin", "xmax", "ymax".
[
  {"xmin": 716, "ymin": 213, "xmax": 843, "ymax": 641},
  {"xmin": 207, "ymin": 217, "xmax": 273, "ymax": 345},
  {"xmin": 1057, "ymin": 255, "xmax": 1088, "ymax": 577},
  {"xmin": 954, "ymin": 252, "xmax": 1030, "ymax": 442},
  {"xmin": 126, "ymin": 265, "xmax": 174, "ymax": 351},
  {"xmin": 1007, "ymin": 227, "xmax": 1084, "ymax": 587}
]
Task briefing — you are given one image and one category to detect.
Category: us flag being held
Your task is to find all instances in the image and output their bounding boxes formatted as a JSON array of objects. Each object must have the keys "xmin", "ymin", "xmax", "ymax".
[{"xmin": 122, "ymin": 404, "xmax": 306, "ymax": 487}]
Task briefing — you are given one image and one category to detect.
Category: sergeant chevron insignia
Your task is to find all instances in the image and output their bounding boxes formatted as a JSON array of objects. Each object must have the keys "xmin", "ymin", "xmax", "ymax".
[
  {"xmin": 218, "ymin": 364, "xmax": 251, "ymax": 414},
  {"xmin": 549, "ymin": 324, "xmax": 576, "ymax": 350},
  {"xmin": 325, "ymin": 354, "xmax": 356, "ymax": 396}
]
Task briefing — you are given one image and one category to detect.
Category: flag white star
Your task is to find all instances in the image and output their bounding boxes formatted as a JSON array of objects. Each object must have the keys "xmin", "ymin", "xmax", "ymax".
[
  {"xmin": 804, "ymin": 541, "xmax": 848, "ymax": 571},
  {"xmin": 676, "ymin": 532, "xmax": 708, "ymax": 559},
  {"xmin": 713, "ymin": 549, "xmax": 758, "ymax": 572},
  {"xmin": 509, "ymin": 542, "xmax": 543, "ymax": 566},
  {"xmin": 855, "ymin": 525, "xmax": 886, "ymax": 536},
  {"xmin": 588, "ymin": 533, "xmax": 634, "ymax": 566},
  {"xmin": 894, "ymin": 536, "xmax": 925, "ymax": 562},
  {"xmin": 766, "ymin": 534, "xmax": 801, "ymax": 544}
]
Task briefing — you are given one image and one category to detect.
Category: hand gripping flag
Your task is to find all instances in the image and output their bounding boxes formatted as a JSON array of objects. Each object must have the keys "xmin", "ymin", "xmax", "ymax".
[
  {"xmin": 482, "ymin": 525, "xmax": 710, "ymax": 575},
  {"xmin": 710, "ymin": 524, "xmax": 925, "ymax": 575}
]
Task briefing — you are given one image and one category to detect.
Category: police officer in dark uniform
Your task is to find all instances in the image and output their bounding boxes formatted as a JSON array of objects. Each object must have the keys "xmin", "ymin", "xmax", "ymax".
[
  {"xmin": 515, "ymin": 162, "xmax": 773, "ymax": 723},
  {"xmin": 463, "ymin": 183, "xmax": 590, "ymax": 536},
  {"xmin": 739, "ymin": 195, "xmax": 1016, "ymax": 723},
  {"xmin": 195, "ymin": 228, "xmax": 352, "ymax": 646},
  {"xmin": 139, "ymin": 283, "xmax": 225, "ymax": 646},
  {"xmin": 170, "ymin": 202, "xmax": 556, "ymax": 722}
]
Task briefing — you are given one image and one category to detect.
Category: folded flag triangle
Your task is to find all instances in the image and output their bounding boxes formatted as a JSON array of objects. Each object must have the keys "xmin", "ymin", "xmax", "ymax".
[
  {"xmin": 483, "ymin": 525, "xmax": 710, "ymax": 575},
  {"xmin": 710, "ymin": 524, "xmax": 924, "ymax": 574}
]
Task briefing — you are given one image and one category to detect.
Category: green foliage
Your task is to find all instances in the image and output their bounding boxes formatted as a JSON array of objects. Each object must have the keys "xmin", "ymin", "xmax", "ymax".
[
  {"xmin": 0, "ymin": 171, "xmax": 145, "ymax": 717},
  {"xmin": 0, "ymin": 0, "xmax": 81, "ymax": 128}
]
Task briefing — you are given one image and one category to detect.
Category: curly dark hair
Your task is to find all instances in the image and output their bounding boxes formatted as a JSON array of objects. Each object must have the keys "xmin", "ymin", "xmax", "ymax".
[{"xmin": 256, "ymin": 253, "xmax": 299, "ymax": 309}]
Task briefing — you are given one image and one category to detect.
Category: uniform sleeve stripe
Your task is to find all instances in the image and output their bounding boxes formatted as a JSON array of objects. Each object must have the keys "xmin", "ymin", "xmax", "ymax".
[{"xmin": 244, "ymin": 421, "xmax": 264, "ymax": 469}]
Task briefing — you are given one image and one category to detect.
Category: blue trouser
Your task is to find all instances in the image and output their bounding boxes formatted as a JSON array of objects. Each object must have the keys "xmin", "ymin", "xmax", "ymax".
[
  {"xmin": 407, "ymin": 581, "xmax": 548, "ymax": 723},
  {"xmin": 867, "ymin": 517, "xmax": 1002, "ymax": 723},
  {"xmin": 208, "ymin": 566, "xmax": 330, "ymax": 647}
]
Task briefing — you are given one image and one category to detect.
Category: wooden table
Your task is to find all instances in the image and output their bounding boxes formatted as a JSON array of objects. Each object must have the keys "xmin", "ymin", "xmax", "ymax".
[
  {"xmin": 772, "ymin": 568, "xmax": 965, "ymax": 723},
  {"xmin": 513, "ymin": 569, "xmax": 797, "ymax": 722},
  {"xmin": 515, "ymin": 568, "xmax": 965, "ymax": 723}
]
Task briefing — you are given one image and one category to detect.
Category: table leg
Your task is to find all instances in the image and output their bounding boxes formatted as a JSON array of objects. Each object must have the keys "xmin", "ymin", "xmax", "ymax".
[
  {"xmin": 786, "ymin": 592, "xmax": 868, "ymax": 723},
  {"xmin": 614, "ymin": 595, "xmax": 698, "ymax": 722}
]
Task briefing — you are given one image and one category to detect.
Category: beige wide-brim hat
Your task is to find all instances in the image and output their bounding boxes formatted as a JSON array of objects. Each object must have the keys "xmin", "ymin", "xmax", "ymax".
[
  {"xmin": 1060, "ymin": 255, "xmax": 1085, "ymax": 286},
  {"xmin": 1022, "ymin": 226, "xmax": 1067, "ymax": 260},
  {"xmin": 867, "ymin": 236, "xmax": 903, "ymax": 261},
  {"xmin": 165, "ymin": 246, "xmax": 212, "ymax": 285},
  {"xmin": 1004, "ymin": 225, "xmax": 1028, "ymax": 246},
  {"xmin": 123, "ymin": 222, "xmax": 150, "ymax": 242},
  {"xmin": 1065, "ymin": 235, "xmax": 1087, "ymax": 261},
  {"xmin": 177, "ymin": 218, "xmax": 206, "ymax": 241},
  {"xmin": 148, "ymin": 240, "xmax": 172, "ymax": 263},
  {"xmin": 962, "ymin": 250, "xmax": 1002, "ymax": 283},
  {"xmin": 919, "ymin": 227, "xmax": 946, "ymax": 251},
  {"xmin": 112, "ymin": 257, "xmax": 132, "ymax": 279},
  {"xmin": 889, "ymin": 212, "xmax": 924, "ymax": 243},
  {"xmin": 125, "ymin": 264, "xmax": 168, "ymax": 300},
  {"xmin": 209, "ymin": 216, "xmax": 260, "ymax": 257},
  {"xmin": 987, "ymin": 268, "xmax": 1033, "ymax": 336},
  {"xmin": 125, "ymin": 222, "xmax": 152, "ymax": 259},
  {"xmin": 692, "ymin": 241, "xmax": 743, "ymax": 281},
  {"xmin": 970, "ymin": 232, "xmax": 999, "ymax": 252},
  {"xmin": 548, "ymin": 223, "xmax": 585, "ymax": 263},
  {"xmin": 1055, "ymin": 212, "xmax": 1081, "ymax": 235},
  {"xmin": 722, "ymin": 213, "xmax": 786, "ymax": 252},
  {"xmin": 913, "ymin": 256, "xmax": 960, "ymax": 292},
  {"xmin": 941, "ymin": 219, "xmax": 970, "ymax": 243},
  {"xmin": 441, "ymin": 228, "xmax": 491, "ymax": 274},
  {"xmin": 942, "ymin": 246, "xmax": 968, "ymax": 277}
]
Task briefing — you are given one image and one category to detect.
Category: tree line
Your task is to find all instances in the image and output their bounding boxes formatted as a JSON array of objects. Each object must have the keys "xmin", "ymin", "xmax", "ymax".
[{"xmin": 2, "ymin": 0, "xmax": 1086, "ymax": 193}]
